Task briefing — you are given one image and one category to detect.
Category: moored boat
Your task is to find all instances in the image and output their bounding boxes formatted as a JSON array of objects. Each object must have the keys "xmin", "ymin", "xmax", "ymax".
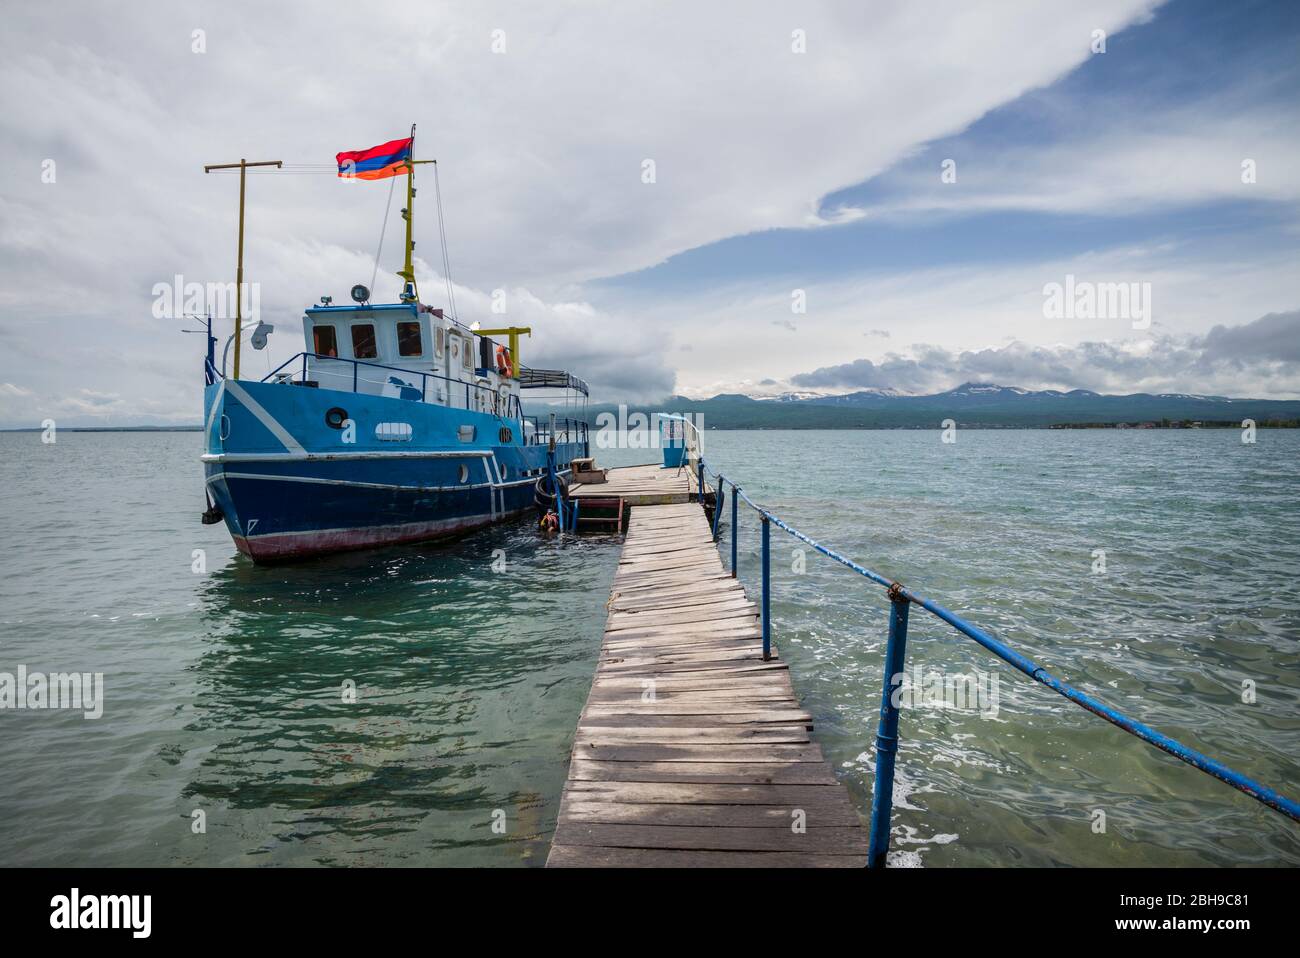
[{"xmin": 199, "ymin": 130, "xmax": 589, "ymax": 562}]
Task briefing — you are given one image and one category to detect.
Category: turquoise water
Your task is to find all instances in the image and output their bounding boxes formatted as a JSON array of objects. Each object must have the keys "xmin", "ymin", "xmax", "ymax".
[{"xmin": 0, "ymin": 429, "xmax": 1296, "ymax": 866}]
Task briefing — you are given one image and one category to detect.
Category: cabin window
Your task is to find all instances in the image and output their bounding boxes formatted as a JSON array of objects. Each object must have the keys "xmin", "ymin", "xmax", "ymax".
[
  {"xmin": 397, "ymin": 321, "xmax": 423, "ymax": 357},
  {"xmin": 313, "ymin": 325, "xmax": 338, "ymax": 357},
  {"xmin": 435, "ymin": 327, "xmax": 445, "ymax": 358},
  {"xmin": 461, "ymin": 335, "xmax": 473, "ymax": 370},
  {"xmin": 351, "ymin": 324, "xmax": 378, "ymax": 360}
]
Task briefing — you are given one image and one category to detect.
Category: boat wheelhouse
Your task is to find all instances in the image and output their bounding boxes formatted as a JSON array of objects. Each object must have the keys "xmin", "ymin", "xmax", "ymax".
[{"xmin": 297, "ymin": 302, "xmax": 517, "ymax": 416}]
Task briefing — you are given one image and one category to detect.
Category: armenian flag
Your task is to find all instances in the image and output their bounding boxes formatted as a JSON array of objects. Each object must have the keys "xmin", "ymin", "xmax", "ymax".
[{"xmin": 336, "ymin": 137, "xmax": 413, "ymax": 181}]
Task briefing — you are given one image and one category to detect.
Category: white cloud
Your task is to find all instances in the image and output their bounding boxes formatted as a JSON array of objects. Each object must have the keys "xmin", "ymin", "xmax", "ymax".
[
  {"xmin": 641, "ymin": 243, "xmax": 1300, "ymax": 398},
  {"xmin": 4, "ymin": 0, "xmax": 1244, "ymax": 426},
  {"xmin": 787, "ymin": 309, "xmax": 1300, "ymax": 398}
]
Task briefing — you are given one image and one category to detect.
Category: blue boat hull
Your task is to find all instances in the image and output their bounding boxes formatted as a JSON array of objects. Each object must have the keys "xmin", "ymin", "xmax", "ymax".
[{"xmin": 202, "ymin": 379, "xmax": 585, "ymax": 562}]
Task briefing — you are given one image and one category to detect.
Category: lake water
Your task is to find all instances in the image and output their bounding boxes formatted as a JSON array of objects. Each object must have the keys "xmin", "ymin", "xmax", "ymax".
[{"xmin": 1, "ymin": 429, "xmax": 1297, "ymax": 866}]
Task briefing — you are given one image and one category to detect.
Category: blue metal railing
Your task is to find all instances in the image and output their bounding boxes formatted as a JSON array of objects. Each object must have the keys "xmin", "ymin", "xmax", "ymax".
[
  {"xmin": 253, "ymin": 351, "xmax": 591, "ymax": 448},
  {"xmin": 262, "ymin": 351, "xmax": 524, "ymax": 420},
  {"xmin": 694, "ymin": 458, "xmax": 1300, "ymax": 868}
]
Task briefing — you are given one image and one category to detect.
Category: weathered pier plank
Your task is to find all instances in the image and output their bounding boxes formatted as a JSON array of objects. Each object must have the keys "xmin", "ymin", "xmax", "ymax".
[{"xmin": 547, "ymin": 502, "xmax": 867, "ymax": 867}]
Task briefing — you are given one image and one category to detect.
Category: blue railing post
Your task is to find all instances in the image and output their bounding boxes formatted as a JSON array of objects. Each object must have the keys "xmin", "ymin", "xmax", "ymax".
[
  {"xmin": 730, "ymin": 481, "xmax": 739, "ymax": 576},
  {"xmin": 868, "ymin": 587, "xmax": 911, "ymax": 868},
  {"xmin": 712, "ymin": 476, "xmax": 725, "ymax": 540},
  {"xmin": 697, "ymin": 459, "xmax": 705, "ymax": 502},
  {"xmin": 547, "ymin": 443, "xmax": 565, "ymax": 534},
  {"xmin": 761, "ymin": 514, "xmax": 771, "ymax": 660}
]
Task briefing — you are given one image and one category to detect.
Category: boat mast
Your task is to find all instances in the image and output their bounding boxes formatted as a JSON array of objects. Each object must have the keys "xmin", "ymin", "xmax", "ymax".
[
  {"xmin": 202, "ymin": 157, "xmax": 282, "ymax": 378},
  {"xmin": 395, "ymin": 124, "xmax": 439, "ymax": 305},
  {"xmin": 397, "ymin": 124, "xmax": 418, "ymax": 303}
]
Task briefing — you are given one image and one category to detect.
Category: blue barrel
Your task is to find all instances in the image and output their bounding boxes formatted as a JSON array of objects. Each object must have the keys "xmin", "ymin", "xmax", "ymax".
[{"xmin": 660, "ymin": 417, "xmax": 687, "ymax": 469}]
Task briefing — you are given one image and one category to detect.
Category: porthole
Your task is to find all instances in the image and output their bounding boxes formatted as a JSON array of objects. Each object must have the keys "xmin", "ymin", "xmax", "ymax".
[
  {"xmin": 500, "ymin": 465, "xmax": 509, "ymax": 481},
  {"xmin": 457, "ymin": 464, "xmax": 469, "ymax": 483},
  {"xmin": 325, "ymin": 407, "xmax": 348, "ymax": 429},
  {"xmin": 219, "ymin": 414, "xmax": 231, "ymax": 440}
]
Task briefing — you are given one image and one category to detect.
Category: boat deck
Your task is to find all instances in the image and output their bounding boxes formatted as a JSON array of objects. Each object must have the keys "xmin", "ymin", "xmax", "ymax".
[
  {"xmin": 569, "ymin": 463, "xmax": 708, "ymax": 506},
  {"xmin": 546, "ymin": 502, "xmax": 868, "ymax": 867}
]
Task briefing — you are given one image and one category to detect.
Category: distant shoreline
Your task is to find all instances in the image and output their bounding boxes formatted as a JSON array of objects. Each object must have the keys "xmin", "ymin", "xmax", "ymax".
[
  {"xmin": 4, "ymin": 422, "xmax": 1297, "ymax": 434},
  {"xmin": 0, "ymin": 426, "xmax": 203, "ymax": 433}
]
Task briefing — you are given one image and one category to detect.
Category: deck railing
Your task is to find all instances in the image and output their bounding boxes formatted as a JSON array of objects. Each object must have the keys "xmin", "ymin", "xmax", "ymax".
[
  {"xmin": 523, "ymin": 414, "xmax": 589, "ymax": 448},
  {"xmin": 261, "ymin": 351, "xmax": 524, "ymax": 420},
  {"xmin": 697, "ymin": 459, "xmax": 1300, "ymax": 868},
  {"xmin": 248, "ymin": 352, "xmax": 589, "ymax": 447}
]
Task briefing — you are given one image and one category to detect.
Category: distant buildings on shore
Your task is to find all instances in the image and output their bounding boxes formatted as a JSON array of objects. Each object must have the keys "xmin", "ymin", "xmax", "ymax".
[{"xmin": 1049, "ymin": 419, "xmax": 1300, "ymax": 429}]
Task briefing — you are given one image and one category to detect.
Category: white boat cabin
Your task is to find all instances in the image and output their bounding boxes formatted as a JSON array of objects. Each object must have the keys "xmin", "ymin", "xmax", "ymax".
[{"xmin": 299, "ymin": 303, "xmax": 518, "ymax": 416}]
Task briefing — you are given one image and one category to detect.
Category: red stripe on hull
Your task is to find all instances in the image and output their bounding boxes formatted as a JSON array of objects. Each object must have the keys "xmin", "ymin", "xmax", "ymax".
[{"xmin": 232, "ymin": 509, "xmax": 530, "ymax": 562}]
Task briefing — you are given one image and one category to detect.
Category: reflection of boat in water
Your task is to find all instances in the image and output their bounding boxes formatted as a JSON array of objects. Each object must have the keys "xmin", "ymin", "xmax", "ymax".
[
  {"xmin": 183, "ymin": 549, "xmax": 570, "ymax": 865},
  {"xmin": 199, "ymin": 129, "xmax": 589, "ymax": 563}
]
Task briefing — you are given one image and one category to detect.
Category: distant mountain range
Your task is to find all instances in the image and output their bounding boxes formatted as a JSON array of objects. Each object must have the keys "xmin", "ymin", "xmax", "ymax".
[
  {"xmin": 581, "ymin": 383, "xmax": 1300, "ymax": 429},
  {"xmin": 12, "ymin": 384, "xmax": 1298, "ymax": 433}
]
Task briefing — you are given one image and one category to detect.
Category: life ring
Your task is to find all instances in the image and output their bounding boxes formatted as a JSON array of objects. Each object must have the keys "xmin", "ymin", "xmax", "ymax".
[{"xmin": 495, "ymin": 345, "xmax": 513, "ymax": 378}]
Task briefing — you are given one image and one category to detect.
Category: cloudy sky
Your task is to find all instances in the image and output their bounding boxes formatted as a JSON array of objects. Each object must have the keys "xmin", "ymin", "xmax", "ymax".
[{"xmin": 1, "ymin": 0, "xmax": 1298, "ymax": 426}]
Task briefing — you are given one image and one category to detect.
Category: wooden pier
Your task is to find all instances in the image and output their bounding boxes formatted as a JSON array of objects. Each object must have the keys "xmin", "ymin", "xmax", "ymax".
[
  {"xmin": 547, "ymin": 485, "xmax": 868, "ymax": 867},
  {"xmin": 568, "ymin": 462, "xmax": 707, "ymax": 506}
]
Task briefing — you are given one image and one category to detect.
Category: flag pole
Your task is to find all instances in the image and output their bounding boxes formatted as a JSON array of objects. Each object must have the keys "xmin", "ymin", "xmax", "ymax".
[{"xmin": 203, "ymin": 157, "xmax": 282, "ymax": 379}]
